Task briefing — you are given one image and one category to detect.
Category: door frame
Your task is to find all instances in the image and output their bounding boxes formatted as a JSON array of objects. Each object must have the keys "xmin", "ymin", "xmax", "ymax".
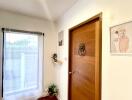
[{"xmin": 68, "ymin": 13, "xmax": 102, "ymax": 100}]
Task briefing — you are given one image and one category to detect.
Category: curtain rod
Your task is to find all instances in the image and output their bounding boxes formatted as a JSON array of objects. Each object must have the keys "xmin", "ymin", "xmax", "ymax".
[{"xmin": 1, "ymin": 28, "xmax": 44, "ymax": 36}]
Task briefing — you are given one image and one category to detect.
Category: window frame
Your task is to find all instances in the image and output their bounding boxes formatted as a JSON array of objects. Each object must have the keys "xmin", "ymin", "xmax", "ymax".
[{"xmin": 1, "ymin": 28, "xmax": 44, "ymax": 97}]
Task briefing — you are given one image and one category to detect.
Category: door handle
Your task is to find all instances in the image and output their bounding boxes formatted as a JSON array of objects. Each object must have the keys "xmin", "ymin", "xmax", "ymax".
[
  {"xmin": 69, "ymin": 71, "xmax": 76, "ymax": 75},
  {"xmin": 69, "ymin": 72, "xmax": 72, "ymax": 74}
]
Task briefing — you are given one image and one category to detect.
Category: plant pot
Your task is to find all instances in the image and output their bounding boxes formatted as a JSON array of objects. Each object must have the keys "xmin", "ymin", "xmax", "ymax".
[{"xmin": 38, "ymin": 95, "xmax": 58, "ymax": 100}]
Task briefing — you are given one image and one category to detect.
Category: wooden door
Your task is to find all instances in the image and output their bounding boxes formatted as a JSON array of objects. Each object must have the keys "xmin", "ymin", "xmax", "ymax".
[{"xmin": 68, "ymin": 14, "xmax": 102, "ymax": 100}]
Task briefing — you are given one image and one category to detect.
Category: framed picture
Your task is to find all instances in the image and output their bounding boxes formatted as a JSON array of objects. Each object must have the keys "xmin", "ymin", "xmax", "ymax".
[
  {"xmin": 110, "ymin": 21, "xmax": 132, "ymax": 55},
  {"xmin": 58, "ymin": 31, "xmax": 64, "ymax": 46}
]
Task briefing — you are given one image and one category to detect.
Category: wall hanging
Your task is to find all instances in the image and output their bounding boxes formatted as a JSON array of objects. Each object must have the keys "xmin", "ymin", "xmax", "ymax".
[{"xmin": 51, "ymin": 53, "xmax": 63, "ymax": 64}]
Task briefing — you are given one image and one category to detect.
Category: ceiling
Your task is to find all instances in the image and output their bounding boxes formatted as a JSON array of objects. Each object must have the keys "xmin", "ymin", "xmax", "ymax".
[{"xmin": 0, "ymin": 0, "xmax": 78, "ymax": 21}]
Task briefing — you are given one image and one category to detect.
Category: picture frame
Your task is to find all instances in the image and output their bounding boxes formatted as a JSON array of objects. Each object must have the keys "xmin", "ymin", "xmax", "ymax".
[
  {"xmin": 58, "ymin": 31, "xmax": 64, "ymax": 46},
  {"xmin": 110, "ymin": 21, "xmax": 132, "ymax": 55}
]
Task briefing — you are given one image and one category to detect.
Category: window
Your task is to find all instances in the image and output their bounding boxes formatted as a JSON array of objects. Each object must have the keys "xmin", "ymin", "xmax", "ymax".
[{"xmin": 3, "ymin": 29, "xmax": 44, "ymax": 100}]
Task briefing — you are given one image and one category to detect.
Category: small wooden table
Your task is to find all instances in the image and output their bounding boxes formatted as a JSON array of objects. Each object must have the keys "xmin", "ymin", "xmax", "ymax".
[{"xmin": 38, "ymin": 96, "xmax": 58, "ymax": 100}]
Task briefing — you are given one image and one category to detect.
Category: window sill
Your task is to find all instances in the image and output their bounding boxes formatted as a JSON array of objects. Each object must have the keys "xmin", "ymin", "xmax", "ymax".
[{"xmin": 4, "ymin": 86, "xmax": 38, "ymax": 96}]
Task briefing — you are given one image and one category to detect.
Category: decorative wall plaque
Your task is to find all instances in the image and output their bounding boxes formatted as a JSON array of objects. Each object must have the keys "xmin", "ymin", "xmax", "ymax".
[{"xmin": 78, "ymin": 43, "xmax": 86, "ymax": 56}]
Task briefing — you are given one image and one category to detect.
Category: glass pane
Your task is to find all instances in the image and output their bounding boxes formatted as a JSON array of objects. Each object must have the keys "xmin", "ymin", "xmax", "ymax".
[{"xmin": 4, "ymin": 32, "xmax": 39, "ymax": 94}]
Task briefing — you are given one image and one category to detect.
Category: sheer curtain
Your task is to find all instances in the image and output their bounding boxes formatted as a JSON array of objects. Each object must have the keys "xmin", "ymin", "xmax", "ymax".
[{"xmin": 2, "ymin": 30, "xmax": 44, "ymax": 100}]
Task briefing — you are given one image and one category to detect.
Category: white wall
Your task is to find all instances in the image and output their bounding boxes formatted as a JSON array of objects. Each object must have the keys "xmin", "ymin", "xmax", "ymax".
[
  {"xmin": 55, "ymin": 0, "xmax": 132, "ymax": 100},
  {"xmin": 0, "ymin": 10, "xmax": 57, "ymax": 99}
]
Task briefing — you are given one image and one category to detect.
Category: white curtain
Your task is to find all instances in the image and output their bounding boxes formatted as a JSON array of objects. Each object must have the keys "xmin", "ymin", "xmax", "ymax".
[{"xmin": 3, "ymin": 31, "xmax": 44, "ymax": 100}]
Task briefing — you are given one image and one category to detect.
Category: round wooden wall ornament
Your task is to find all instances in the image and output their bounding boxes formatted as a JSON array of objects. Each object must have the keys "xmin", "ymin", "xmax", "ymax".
[{"xmin": 78, "ymin": 43, "xmax": 86, "ymax": 56}]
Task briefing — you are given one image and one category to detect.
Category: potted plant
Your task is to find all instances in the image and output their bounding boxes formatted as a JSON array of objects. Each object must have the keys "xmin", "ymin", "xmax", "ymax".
[{"xmin": 47, "ymin": 84, "xmax": 58, "ymax": 99}]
